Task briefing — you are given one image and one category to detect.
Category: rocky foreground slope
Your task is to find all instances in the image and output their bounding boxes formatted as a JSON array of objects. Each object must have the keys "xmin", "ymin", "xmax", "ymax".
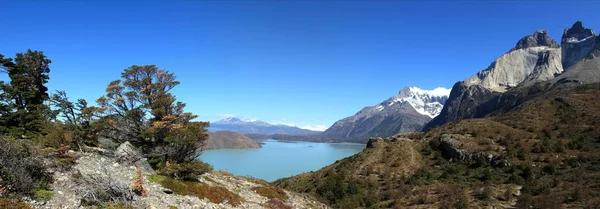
[{"xmin": 29, "ymin": 143, "xmax": 326, "ymax": 209}]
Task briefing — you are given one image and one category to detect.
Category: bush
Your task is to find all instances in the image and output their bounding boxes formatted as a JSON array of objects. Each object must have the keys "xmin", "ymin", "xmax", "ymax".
[
  {"xmin": 40, "ymin": 122, "xmax": 73, "ymax": 149},
  {"xmin": 130, "ymin": 167, "xmax": 147, "ymax": 197},
  {"xmin": 0, "ymin": 137, "xmax": 51, "ymax": 196},
  {"xmin": 157, "ymin": 161, "xmax": 213, "ymax": 181},
  {"xmin": 79, "ymin": 175, "xmax": 134, "ymax": 206}
]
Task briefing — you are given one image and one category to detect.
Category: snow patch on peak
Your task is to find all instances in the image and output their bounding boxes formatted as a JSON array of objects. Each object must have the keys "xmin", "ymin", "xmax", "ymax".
[
  {"xmin": 565, "ymin": 35, "xmax": 594, "ymax": 44},
  {"xmin": 407, "ymin": 87, "xmax": 452, "ymax": 98}
]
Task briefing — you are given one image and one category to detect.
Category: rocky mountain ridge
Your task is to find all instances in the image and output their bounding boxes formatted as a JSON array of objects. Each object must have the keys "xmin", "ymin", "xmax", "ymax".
[
  {"xmin": 322, "ymin": 87, "xmax": 449, "ymax": 142},
  {"xmin": 425, "ymin": 21, "xmax": 598, "ymax": 130}
]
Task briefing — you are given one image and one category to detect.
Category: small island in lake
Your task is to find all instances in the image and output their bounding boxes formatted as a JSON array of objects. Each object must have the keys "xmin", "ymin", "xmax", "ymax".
[{"xmin": 206, "ymin": 131, "xmax": 261, "ymax": 150}]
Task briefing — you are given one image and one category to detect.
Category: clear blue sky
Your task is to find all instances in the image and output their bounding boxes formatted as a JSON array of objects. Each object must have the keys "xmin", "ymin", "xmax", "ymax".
[{"xmin": 2, "ymin": 1, "xmax": 598, "ymax": 130}]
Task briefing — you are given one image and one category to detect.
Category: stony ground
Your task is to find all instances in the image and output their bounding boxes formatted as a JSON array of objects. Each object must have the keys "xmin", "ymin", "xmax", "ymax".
[{"xmin": 28, "ymin": 144, "xmax": 328, "ymax": 209}]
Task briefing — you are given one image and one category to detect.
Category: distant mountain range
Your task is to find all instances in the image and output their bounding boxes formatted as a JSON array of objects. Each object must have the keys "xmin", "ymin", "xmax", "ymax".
[{"xmin": 208, "ymin": 117, "xmax": 321, "ymax": 135}]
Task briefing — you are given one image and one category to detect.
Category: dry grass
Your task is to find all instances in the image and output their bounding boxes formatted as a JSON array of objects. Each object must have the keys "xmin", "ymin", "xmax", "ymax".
[
  {"xmin": 0, "ymin": 198, "xmax": 33, "ymax": 209},
  {"xmin": 214, "ymin": 170, "xmax": 234, "ymax": 177},
  {"xmin": 160, "ymin": 178, "xmax": 242, "ymax": 206},
  {"xmin": 253, "ymin": 186, "xmax": 289, "ymax": 200}
]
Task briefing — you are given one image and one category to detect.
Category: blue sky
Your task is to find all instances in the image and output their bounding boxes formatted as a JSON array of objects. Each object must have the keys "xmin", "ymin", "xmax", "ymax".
[{"xmin": 2, "ymin": 1, "xmax": 599, "ymax": 131}]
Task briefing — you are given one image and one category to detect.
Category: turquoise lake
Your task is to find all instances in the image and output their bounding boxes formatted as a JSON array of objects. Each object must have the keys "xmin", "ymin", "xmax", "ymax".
[{"xmin": 197, "ymin": 139, "xmax": 366, "ymax": 182}]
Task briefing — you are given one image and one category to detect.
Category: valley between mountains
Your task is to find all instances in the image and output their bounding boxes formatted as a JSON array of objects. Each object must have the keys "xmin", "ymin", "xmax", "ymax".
[{"xmin": 2, "ymin": 18, "xmax": 600, "ymax": 209}]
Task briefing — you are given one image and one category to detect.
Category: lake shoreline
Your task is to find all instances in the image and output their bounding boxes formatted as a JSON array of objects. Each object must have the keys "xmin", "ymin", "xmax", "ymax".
[{"xmin": 197, "ymin": 139, "xmax": 365, "ymax": 182}]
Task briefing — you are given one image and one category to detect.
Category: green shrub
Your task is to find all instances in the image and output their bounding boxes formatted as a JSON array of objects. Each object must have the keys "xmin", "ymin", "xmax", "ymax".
[
  {"xmin": 158, "ymin": 161, "xmax": 213, "ymax": 181},
  {"xmin": 543, "ymin": 164, "xmax": 557, "ymax": 174},
  {"xmin": 33, "ymin": 189, "xmax": 53, "ymax": 201}
]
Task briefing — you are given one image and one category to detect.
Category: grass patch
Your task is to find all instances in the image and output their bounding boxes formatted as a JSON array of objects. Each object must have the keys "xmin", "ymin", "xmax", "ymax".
[
  {"xmin": 253, "ymin": 186, "xmax": 289, "ymax": 200},
  {"xmin": 160, "ymin": 178, "xmax": 242, "ymax": 206},
  {"xmin": 148, "ymin": 174, "xmax": 167, "ymax": 184},
  {"xmin": 33, "ymin": 189, "xmax": 53, "ymax": 201}
]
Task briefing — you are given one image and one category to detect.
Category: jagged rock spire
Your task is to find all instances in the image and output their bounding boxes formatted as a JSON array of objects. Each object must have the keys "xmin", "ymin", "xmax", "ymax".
[
  {"xmin": 562, "ymin": 21, "xmax": 596, "ymax": 70},
  {"xmin": 513, "ymin": 30, "xmax": 559, "ymax": 51},
  {"xmin": 563, "ymin": 21, "xmax": 595, "ymax": 41}
]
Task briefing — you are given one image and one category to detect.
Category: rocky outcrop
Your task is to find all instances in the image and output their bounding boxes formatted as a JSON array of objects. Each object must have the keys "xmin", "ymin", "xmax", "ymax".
[
  {"xmin": 562, "ymin": 21, "xmax": 596, "ymax": 70},
  {"xmin": 32, "ymin": 143, "xmax": 327, "ymax": 209},
  {"xmin": 464, "ymin": 46, "xmax": 563, "ymax": 92},
  {"xmin": 207, "ymin": 131, "xmax": 261, "ymax": 150},
  {"xmin": 324, "ymin": 87, "xmax": 449, "ymax": 142},
  {"xmin": 425, "ymin": 82, "xmax": 499, "ymax": 130},
  {"xmin": 438, "ymin": 134, "xmax": 504, "ymax": 166}
]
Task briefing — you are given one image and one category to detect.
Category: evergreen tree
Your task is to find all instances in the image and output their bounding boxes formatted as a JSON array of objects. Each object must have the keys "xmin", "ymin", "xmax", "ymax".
[{"xmin": 0, "ymin": 50, "xmax": 52, "ymax": 137}]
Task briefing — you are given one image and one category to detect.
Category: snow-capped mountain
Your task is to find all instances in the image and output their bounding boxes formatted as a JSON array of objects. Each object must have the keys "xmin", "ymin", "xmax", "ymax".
[
  {"xmin": 209, "ymin": 117, "xmax": 321, "ymax": 135},
  {"xmin": 379, "ymin": 87, "xmax": 450, "ymax": 118},
  {"xmin": 322, "ymin": 87, "xmax": 450, "ymax": 142}
]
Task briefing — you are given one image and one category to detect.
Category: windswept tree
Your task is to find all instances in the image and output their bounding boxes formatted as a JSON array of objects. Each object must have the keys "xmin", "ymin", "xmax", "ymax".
[
  {"xmin": 49, "ymin": 90, "xmax": 97, "ymax": 147},
  {"xmin": 93, "ymin": 65, "xmax": 209, "ymax": 164},
  {"xmin": 0, "ymin": 50, "xmax": 52, "ymax": 137}
]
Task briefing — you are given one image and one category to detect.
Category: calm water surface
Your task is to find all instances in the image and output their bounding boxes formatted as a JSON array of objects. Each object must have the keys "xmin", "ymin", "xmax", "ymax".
[{"xmin": 198, "ymin": 139, "xmax": 365, "ymax": 182}]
